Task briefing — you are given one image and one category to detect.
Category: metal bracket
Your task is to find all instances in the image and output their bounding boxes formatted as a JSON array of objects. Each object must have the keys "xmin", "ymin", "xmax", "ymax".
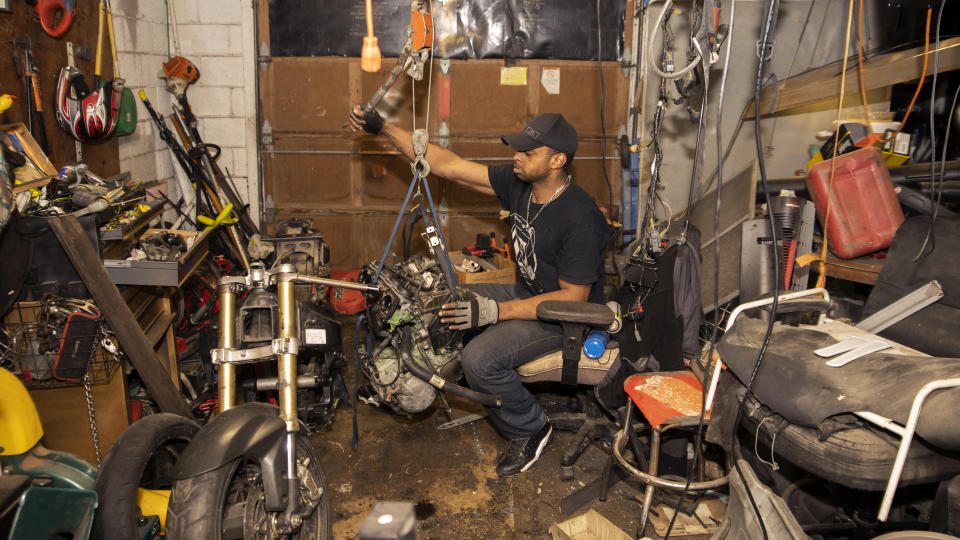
[
  {"xmin": 261, "ymin": 119, "xmax": 274, "ymax": 155},
  {"xmin": 211, "ymin": 337, "xmax": 300, "ymax": 365},
  {"xmin": 258, "ymin": 41, "xmax": 271, "ymax": 73},
  {"xmin": 411, "ymin": 128, "xmax": 431, "ymax": 177},
  {"xmin": 856, "ymin": 280, "xmax": 944, "ymax": 334}
]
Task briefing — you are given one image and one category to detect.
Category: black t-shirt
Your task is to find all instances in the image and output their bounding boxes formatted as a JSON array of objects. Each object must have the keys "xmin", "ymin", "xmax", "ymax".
[{"xmin": 488, "ymin": 164, "xmax": 608, "ymax": 303}]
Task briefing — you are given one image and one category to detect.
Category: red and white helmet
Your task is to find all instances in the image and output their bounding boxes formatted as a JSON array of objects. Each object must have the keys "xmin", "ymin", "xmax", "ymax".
[{"xmin": 54, "ymin": 66, "xmax": 123, "ymax": 142}]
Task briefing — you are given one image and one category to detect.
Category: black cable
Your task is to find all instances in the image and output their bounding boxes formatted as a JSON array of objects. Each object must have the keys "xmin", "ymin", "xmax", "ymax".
[
  {"xmin": 680, "ymin": 31, "xmax": 710, "ymax": 239},
  {"xmin": 725, "ymin": 2, "xmax": 782, "ymax": 539},
  {"xmin": 597, "ymin": 0, "xmax": 620, "ymax": 285},
  {"xmin": 914, "ymin": 0, "xmax": 947, "ymax": 262},
  {"xmin": 664, "ymin": 2, "xmax": 727, "ymax": 538}
]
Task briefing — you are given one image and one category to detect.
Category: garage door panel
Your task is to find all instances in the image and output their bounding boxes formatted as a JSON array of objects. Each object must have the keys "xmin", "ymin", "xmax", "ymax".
[
  {"xmin": 450, "ymin": 64, "xmax": 529, "ymax": 133},
  {"xmin": 264, "ymin": 152, "xmax": 353, "ymax": 207},
  {"xmin": 539, "ymin": 64, "xmax": 625, "ymax": 138},
  {"xmin": 268, "ymin": 59, "xmax": 354, "ymax": 133}
]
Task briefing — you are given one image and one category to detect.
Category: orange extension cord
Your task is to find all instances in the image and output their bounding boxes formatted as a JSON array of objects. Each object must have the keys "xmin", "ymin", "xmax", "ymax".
[
  {"xmin": 814, "ymin": 0, "xmax": 856, "ymax": 289},
  {"xmin": 869, "ymin": 5, "xmax": 932, "ymax": 144}
]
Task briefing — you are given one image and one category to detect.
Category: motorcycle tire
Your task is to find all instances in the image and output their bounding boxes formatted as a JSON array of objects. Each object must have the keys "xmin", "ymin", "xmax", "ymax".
[
  {"xmin": 165, "ymin": 432, "xmax": 332, "ymax": 540},
  {"xmin": 92, "ymin": 413, "xmax": 201, "ymax": 540}
]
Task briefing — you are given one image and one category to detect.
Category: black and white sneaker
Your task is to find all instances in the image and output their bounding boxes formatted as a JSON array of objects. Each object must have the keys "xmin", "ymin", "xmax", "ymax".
[{"xmin": 495, "ymin": 421, "xmax": 552, "ymax": 477}]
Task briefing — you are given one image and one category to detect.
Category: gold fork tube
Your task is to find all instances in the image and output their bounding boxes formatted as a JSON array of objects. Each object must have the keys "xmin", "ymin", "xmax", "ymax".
[
  {"xmin": 217, "ymin": 284, "xmax": 238, "ymax": 413},
  {"xmin": 277, "ymin": 275, "xmax": 299, "ymax": 432}
]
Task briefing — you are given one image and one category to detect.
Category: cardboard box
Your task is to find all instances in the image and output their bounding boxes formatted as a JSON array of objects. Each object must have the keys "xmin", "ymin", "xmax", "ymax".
[
  {"xmin": 806, "ymin": 123, "xmax": 870, "ymax": 169},
  {"xmin": 549, "ymin": 510, "xmax": 633, "ymax": 540},
  {"xmin": 450, "ymin": 253, "xmax": 517, "ymax": 285}
]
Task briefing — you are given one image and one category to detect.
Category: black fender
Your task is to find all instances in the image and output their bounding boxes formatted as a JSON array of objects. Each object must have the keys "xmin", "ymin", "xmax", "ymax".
[{"xmin": 173, "ymin": 402, "xmax": 289, "ymax": 511}]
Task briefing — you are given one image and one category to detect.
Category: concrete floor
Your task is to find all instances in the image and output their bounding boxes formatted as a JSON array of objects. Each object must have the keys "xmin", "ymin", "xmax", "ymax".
[{"xmin": 309, "ymin": 316, "xmax": 724, "ymax": 539}]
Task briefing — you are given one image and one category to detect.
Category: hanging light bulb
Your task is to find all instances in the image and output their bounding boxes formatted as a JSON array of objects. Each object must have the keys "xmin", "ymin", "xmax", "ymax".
[{"xmin": 361, "ymin": 0, "xmax": 381, "ymax": 72}]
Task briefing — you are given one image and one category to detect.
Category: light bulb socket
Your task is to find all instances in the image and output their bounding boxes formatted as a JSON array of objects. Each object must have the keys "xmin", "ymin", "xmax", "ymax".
[{"xmin": 361, "ymin": 36, "xmax": 382, "ymax": 73}]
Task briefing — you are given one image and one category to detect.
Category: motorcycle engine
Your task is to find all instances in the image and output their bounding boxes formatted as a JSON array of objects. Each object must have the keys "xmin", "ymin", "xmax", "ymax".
[{"xmin": 361, "ymin": 255, "xmax": 463, "ymax": 414}]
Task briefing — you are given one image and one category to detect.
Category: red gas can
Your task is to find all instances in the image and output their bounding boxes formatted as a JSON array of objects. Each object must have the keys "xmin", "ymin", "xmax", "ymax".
[{"xmin": 804, "ymin": 146, "xmax": 904, "ymax": 259}]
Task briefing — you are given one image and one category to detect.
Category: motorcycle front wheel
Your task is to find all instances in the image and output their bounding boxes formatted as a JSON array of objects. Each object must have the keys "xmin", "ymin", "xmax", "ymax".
[{"xmin": 165, "ymin": 432, "xmax": 331, "ymax": 539}]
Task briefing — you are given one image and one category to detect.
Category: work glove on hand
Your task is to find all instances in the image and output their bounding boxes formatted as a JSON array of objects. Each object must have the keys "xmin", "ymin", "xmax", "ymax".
[
  {"xmin": 442, "ymin": 295, "xmax": 499, "ymax": 330},
  {"xmin": 349, "ymin": 105, "xmax": 384, "ymax": 135}
]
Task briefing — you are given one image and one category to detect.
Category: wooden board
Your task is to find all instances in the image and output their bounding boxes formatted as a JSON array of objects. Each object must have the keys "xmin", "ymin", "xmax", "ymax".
[
  {"xmin": 28, "ymin": 366, "xmax": 128, "ymax": 465},
  {"xmin": 747, "ymin": 37, "xmax": 960, "ymax": 119},
  {"xmin": 824, "ymin": 252, "xmax": 885, "ymax": 285}
]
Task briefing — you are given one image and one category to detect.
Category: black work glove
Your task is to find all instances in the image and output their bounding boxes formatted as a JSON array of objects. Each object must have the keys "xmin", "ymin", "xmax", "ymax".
[
  {"xmin": 350, "ymin": 106, "xmax": 384, "ymax": 135},
  {"xmin": 441, "ymin": 295, "xmax": 499, "ymax": 330}
]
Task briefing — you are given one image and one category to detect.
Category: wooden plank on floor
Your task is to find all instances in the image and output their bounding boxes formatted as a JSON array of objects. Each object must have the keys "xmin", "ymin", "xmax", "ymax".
[{"xmin": 49, "ymin": 216, "xmax": 192, "ymax": 418}]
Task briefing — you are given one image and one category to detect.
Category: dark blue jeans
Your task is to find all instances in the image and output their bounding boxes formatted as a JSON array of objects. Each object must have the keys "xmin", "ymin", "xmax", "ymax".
[{"xmin": 462, "ymin": 283, "xmax": 562, "ymax": 440}]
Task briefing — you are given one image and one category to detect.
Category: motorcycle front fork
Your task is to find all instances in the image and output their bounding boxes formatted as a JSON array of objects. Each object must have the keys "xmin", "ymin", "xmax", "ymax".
[{"xmin": 217, "ymin": 271, "xmax": 304, "ymax": 532}]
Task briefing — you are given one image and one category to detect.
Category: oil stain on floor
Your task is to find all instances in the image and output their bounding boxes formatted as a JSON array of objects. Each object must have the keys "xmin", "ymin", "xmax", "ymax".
[{"xmin": 312, "ymin": 317, "xmax": 718, "ymax": 539}]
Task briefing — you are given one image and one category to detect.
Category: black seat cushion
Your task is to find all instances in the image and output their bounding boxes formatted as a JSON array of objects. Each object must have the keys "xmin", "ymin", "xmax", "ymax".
[{"xmin": 717, "ymin": 316, "xmax": 960, "ymax": 451}]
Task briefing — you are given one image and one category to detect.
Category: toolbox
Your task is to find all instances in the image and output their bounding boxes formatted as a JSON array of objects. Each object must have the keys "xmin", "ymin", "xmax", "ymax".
[
  {"xmin": 103, "ymin": 228, "xmax": 212, "ymax": 287},
  {"xmin": 805, "ymin": 146, "xmax": 904, "ymax": 259}
]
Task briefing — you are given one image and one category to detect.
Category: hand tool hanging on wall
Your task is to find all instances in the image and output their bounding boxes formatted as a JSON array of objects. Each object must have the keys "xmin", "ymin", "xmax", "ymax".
[
  {"xmin": 11, "ymin": 39, "xmax": 51, "ymax": 157},
  {"xmin": 26, "ymin": 0, "xmax": 78, "ymax": 39},
  {"xmin": 99, "ymin": 0, "xmax": 137, "ymax": 136}
]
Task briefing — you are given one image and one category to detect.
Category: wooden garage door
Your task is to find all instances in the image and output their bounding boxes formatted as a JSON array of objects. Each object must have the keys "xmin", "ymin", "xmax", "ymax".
[{"xmin": 255, "ymin": 4, "xmax": 631, "ymax": 270}]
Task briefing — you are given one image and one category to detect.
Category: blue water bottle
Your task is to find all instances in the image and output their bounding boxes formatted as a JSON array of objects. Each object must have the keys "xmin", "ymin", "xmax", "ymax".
[{"xmin": 582, "ymin": 329, "xmax": 609, "ymax": 359}]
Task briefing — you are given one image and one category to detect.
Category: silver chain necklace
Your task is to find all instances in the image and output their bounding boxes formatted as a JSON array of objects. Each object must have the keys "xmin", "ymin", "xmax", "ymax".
[{"xmin": 525, "ymin": 176, "xmax": 570, "ymax": 225}]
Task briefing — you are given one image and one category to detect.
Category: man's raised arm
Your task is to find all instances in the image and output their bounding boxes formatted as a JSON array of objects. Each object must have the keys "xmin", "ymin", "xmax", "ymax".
[{"xmin": 349, "ymin": 106, "xmax": 494, "ymax": 196}]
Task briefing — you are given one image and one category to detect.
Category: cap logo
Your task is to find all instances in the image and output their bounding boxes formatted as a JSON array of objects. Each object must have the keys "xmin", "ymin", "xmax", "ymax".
[{"xmin": 523, "ymin": 126, "xmax": 540, "ymax": 138}]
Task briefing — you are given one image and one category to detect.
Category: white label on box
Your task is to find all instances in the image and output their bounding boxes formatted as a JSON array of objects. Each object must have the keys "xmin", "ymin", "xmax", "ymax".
[
  {"xmin": 894, "ymin": 132, "xmax": 911, "ymax": 155},
  {"xmin": 305, "ymin": 328, "xmax": 327, "ymax": 345}
]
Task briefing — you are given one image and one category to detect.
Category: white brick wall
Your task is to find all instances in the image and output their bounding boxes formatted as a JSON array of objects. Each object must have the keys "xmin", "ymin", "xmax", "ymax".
[{"xmin": 115, "ymin": 0, "xmax": 259, "ymax": 226}]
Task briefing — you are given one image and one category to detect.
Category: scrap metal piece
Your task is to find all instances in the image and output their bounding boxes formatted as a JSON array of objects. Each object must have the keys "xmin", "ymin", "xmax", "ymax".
[
  {"xmin": 855, "ymin": 280, "xmax": 944, "ymax": 334},
  {"xmin": 437, "ymin": 412, "xmax": 487, "ymax": 431}
]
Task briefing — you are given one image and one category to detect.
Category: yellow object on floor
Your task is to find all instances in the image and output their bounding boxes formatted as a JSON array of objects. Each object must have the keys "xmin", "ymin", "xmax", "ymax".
[{"xmin": 137, "ymin": 488, "xmax": 171, "ymax": 533}]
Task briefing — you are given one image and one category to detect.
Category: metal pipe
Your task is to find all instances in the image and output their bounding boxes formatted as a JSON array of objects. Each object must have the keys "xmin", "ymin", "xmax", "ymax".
[
  {"xmin": 250, "ymin": 375, "xmax": 320, "ymax": 392},
  {"xmin": 277, "ymin": 273, "xmax": 299, "ymax": 432},
  {"xmin": 266, "ymin": 150, "xmax": 622, "ymax": 160},
  {"xmin": 854, "ymin": 411, "xmax": 906, "ymax": 437},
  {"xmin": 705, "ymin": 288, "xmax": 831, "ymax": 411},
  {"xmin": 292, "ymin": 273, "xmax": 379, "ymax": 293},
  {"xmin": 611, "ymin": 420, "xmax": 728, "ymax": 492},
  {"xmin": 217, "ymin": 283, "xmax": 238, "ymax": 413},
  {"xmin": 875, "ymin": 377, "xmax": 960, "ymax": 521}
]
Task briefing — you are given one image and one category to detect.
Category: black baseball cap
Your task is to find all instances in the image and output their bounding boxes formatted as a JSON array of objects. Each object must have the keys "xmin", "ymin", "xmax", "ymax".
[{"xmin": 501, "ymin": 113, "xmax": 578, "ymax": 155}]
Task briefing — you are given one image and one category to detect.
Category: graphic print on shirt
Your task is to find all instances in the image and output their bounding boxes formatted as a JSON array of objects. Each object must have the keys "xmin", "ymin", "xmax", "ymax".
[{"xmin": 510, "ymin": 212, "xmax": 541, "ymax": 292}]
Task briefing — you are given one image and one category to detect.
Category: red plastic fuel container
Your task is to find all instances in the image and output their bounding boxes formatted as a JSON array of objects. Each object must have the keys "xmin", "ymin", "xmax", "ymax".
[{"xmin": 805, "ymin": 146, "xmax": 904, "ymax": 259}]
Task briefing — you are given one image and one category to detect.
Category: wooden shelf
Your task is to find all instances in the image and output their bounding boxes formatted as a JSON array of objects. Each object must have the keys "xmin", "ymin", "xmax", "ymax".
[{"xmin": 747, "ymin": 37, "xmax": 960, "ymax": 119}]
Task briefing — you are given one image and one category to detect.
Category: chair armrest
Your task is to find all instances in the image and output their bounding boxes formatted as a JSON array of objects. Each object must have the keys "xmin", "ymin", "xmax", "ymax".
[{"xmin": 536, "ymin": 300, "xmax": 614, "ymax": 327}]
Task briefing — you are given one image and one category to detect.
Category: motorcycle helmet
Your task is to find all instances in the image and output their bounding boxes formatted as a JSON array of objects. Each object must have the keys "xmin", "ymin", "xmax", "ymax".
[{"xmin": 54, "ymin": 66, "xmax": 123, "ymax": 142}]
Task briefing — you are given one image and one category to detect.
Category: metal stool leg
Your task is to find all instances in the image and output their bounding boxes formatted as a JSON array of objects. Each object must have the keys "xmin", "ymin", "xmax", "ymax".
[
  {"xmin": 639, "ymin": 428, "xmax": 661, "ymax": 532},
  {"xmin": 601, "ymin": 403, "xmax": 633, "ymax": 501}
]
